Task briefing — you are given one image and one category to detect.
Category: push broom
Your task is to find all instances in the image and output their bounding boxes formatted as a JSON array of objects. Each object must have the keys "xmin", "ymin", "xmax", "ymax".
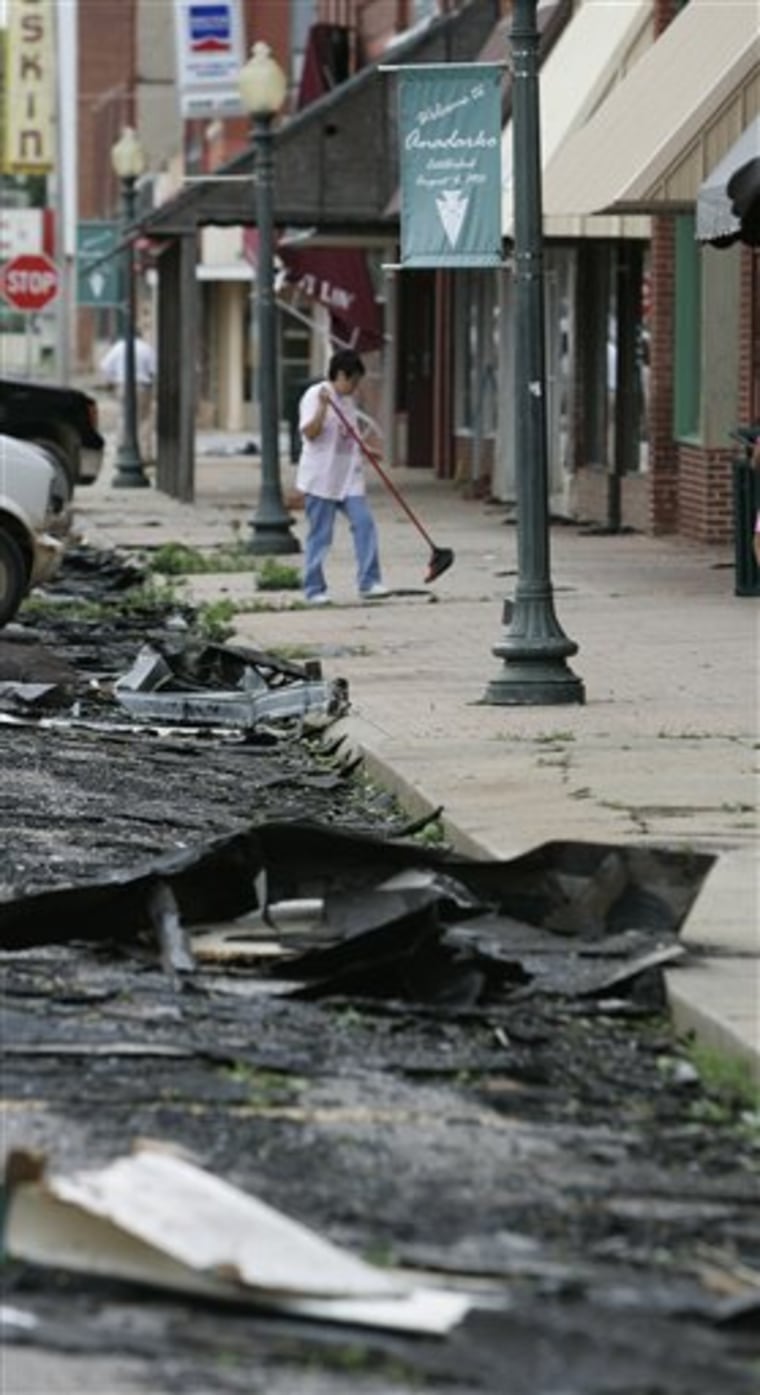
[{"xmin": 326, "ymin": 396, "xmax": 455, "ymax": 584}]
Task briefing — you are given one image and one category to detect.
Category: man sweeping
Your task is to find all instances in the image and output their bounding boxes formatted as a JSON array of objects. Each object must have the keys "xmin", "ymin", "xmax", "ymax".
[{"xmin": 296, "ymin": 349, "xmax": 390, "ymax": 606}]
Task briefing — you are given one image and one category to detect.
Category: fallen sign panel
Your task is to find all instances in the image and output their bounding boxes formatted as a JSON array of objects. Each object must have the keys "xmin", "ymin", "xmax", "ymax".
[
  {"xmin": 4, "ymin": 1142, "xmax": 472, "ymax": 1336},
  {"xmin": 113, "ymin": 641, "xmax": 349, "ymax": 729}
]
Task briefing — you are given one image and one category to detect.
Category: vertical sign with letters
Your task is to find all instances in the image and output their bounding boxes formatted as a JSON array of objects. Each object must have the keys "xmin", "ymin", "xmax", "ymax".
[{"xmin": 3, "ymin": 0, "xmax": 56, "ymax": 173}]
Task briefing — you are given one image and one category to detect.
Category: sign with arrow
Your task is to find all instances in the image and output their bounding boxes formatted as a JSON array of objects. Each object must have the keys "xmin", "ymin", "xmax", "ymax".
[
  {"xmin": 77, "ymin": 221, "xmax": 121, "ymax": 307},
  {"xmin": 396, "ymin": 64, "xmax": 503, "ymax": 269}
]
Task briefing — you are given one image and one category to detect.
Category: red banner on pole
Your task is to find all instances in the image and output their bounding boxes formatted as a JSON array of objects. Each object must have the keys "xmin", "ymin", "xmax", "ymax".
[{"xmin": 244, "ymin": 229, "xmax": 383, "ymax": 352}]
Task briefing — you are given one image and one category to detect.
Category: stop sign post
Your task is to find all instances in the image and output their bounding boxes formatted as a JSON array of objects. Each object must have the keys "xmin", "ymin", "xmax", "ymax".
[{"xmin": 0, "ymin": 252, "xmax": 59, "ymax": 312}]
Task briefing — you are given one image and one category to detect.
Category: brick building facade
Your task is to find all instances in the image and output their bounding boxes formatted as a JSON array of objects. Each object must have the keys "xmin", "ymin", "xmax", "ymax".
[{"xmin": 646, "ymin": 0, "xmax": 759, "ymax": 542}]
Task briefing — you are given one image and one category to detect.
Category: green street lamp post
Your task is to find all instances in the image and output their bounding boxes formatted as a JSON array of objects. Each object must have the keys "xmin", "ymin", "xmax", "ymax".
[
  {"xmin": 484, "ymin": 0, "xmax": 583, "ymax": 704},
  {"xmin": 238, "ymin": 42, "xmax": 300, "ymax": 555},
  {"xmin": 110, "ymin": 127, "xmax": 150, "ymax": 489}
]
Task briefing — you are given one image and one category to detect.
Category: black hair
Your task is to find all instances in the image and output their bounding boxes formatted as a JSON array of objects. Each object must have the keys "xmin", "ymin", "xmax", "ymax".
[{"xmin": 327, "ymin": 349, "xmax": 365, "ymax": 382}]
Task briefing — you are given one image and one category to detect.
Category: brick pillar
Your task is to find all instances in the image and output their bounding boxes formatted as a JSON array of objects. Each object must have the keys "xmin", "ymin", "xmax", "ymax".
[
  {"xmin": 647, "ymin": 216, "xmax": 679, "ymax": 533},
  {"xmin": 737, "ymin": 247, "xmax": 760, "ymax": 423}
]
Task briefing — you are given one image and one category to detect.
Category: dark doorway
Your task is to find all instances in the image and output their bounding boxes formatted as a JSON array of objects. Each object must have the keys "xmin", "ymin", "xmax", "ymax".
[{"xmin": 397, "ymin": 270, "xmax": 436, "ymax": 467}]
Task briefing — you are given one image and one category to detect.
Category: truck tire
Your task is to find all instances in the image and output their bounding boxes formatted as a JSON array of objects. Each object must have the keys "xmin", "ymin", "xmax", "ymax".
[
  {"xmin": 33, "ymin": 438, "xmax": 75, "ymax": 513},
  {"xmin": 0, "ymin": 528, "xmax": 28, "ymax": 627}
]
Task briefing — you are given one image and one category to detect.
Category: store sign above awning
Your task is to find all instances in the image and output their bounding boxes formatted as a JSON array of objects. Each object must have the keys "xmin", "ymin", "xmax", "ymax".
[
  {"xmin": 392, "ymin": 63, "xmax": 504, "ymax": 268},
  {"xmin": 173, "ymin": 0, "xmax": 246, "ymax": 119}
]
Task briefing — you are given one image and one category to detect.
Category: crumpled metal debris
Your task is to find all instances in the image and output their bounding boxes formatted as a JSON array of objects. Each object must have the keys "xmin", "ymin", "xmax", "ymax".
[
  {"xmin": 113, "ymin": 640, "xmax": 349, "ymax": 729},
  {"xmin": 0, "ymin": 682, "xmax": 67, "ymax": 713},
  {"xmin": 0, "ymin": 827, "xmax": 263, "ymax": 950},
  {"xmin": 0, "ymin": 636, "xmax": 80, "ymax": 689},
  {"xmin": 46, "ymin": 543, "xmax": 147, "ymax": 597},
  {"xmin": 0, "ymin": 821, "xmax": 714, "ymax": 1007}
]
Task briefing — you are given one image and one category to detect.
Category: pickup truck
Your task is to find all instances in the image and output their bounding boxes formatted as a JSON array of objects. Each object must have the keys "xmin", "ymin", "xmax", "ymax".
[
  {"xmin": 0, "ymin": 433, "xmax": 64, "ymax": 625},
  {"xmin": 0, "ymin": 377, "xmax": 105, "ymax": 511}
]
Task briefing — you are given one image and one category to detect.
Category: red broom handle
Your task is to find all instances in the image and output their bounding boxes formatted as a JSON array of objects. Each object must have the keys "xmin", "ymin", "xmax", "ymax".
[{"xmin": 325, "ymin": 394, "xmax": 436, "ymax": 549}]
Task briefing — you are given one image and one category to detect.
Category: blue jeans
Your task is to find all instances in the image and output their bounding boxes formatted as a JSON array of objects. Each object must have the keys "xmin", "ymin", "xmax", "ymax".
[{"xmin": 303, "ymin": 493, "xmax": 382, "ymax": 599}]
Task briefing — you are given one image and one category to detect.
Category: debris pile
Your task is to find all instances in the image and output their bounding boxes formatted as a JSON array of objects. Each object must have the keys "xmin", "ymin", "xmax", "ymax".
[
  {"xmin": 0, "ymin": 818, "xmax": 713, "ymax": 1016},
  {"xmin": 2, "ymin": 543, "xmax": 758, "ymax": 1395},
  {"xmin": 113, "ymin": 640, "xmax": 348, "ymax": 730}
]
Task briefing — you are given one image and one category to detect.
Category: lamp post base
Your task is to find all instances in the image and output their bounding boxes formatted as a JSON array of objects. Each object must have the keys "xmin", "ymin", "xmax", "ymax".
[
  {"xmin": 484, "ymin": 658, "xmax": 585, "ymax": 706},
  {"xmin": 247, "ymin": 519, "xmax": 301, "ymax": 555},
  {"xmin": 112, "ymin": 446, "xmax": 150, "ymax": 489},
  {"xmin": 483, "ymin": 588, "xmax": 585, "ymax": 706}
]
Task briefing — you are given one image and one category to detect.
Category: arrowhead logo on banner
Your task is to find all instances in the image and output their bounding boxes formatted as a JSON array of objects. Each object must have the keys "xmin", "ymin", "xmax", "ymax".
[
  {"xmin": 88, "ymin": 271, "xmax": 106, "ymax": 300},
  {"xmin": 436, "ymin": 190, "xmax": 469, "ymax": 248}
]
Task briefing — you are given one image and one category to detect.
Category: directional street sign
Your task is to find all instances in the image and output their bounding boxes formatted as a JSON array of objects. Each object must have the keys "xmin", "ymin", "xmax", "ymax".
[
  {"xmin": 77, "ymin": 221, "xmax": 121, "ymax": 308},
  {"xmin": 0, "ymin": 253, "xmax": 59, "ymax": 311}
]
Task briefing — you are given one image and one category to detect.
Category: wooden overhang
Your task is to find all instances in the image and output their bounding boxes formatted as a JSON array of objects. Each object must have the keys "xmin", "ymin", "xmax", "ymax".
[{"xmin": 145, "ymin": 0, "xmax": 503, "ymax": 239}]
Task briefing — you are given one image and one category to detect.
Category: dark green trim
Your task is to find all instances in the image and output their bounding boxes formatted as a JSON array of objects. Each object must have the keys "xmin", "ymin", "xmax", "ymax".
[{"xmin": 673, "ymin": 215, "xmax": 701, "ymax": 438}]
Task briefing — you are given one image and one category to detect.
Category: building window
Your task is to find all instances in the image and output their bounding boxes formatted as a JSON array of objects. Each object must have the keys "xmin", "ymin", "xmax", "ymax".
[
  {"xmin": 455, "ymin": 269, "xmax": 498, "ymax": 439},
  {"xmin": 673, "ymin": 214, "xmax": 701, "ymax": 438}
]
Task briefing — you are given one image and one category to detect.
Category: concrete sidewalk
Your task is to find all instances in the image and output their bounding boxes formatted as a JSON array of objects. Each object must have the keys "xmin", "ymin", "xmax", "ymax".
[{"xmin": 73, "ymin": 444, "xmax": 759, "ymax": 1079}]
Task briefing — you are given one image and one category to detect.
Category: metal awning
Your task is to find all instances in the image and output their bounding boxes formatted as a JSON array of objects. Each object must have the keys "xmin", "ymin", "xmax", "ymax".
[
  {"xmin": 696, "ymin": 115, "xmax": 760, "ymax": 242},
  {"xmin": 542, "ymin": 0, "xmax": 760, "ymax": 218},
  {"xmin": 502, "ymin": 0, "xmax": 653, "ymax": 239}
]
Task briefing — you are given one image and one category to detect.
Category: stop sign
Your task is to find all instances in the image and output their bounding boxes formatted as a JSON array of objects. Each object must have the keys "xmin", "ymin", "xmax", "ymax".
[{"xmin": 0, "ymin": 252, "xmax": 59, "ymax": 311}]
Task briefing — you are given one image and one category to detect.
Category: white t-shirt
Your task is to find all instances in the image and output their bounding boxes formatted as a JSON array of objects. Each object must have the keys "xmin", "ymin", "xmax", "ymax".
[
  {"xmin": 296, "ymin": 381, "xmax": 365, "ymax": 500},
  {"xmin": 100, "ymin": 338, "xmax": 156, "ymax": 387}
]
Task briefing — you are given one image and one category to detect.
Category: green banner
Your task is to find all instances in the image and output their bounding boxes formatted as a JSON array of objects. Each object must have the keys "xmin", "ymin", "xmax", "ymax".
[
  {"xmin": 398, "ymin": 65, "xmax": 503, "ymax": 268},
  {"xmin": 77, "ymin": 221, "xmax": 121, "ymax": 308}
]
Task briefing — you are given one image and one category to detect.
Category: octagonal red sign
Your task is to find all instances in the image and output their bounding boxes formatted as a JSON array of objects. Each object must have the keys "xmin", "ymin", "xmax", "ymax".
[{"xmin": 0, "ymin": 252, "xmax": 59, "ymax": 311}]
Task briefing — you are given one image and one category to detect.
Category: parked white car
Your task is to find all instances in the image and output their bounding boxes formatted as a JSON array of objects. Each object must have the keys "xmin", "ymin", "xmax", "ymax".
[{"xmin": 0, "ymin": 434, "xmax": 65, "ymax": 626}]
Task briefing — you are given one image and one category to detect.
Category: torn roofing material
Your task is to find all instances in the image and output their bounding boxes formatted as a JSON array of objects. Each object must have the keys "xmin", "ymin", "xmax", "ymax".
[{"xmin": 0, "ymin": 821, "xmax": 714, "ymax": 1012}]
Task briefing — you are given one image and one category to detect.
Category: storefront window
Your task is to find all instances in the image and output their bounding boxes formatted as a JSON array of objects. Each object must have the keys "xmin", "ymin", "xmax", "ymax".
[{"xmin": 455, "ymin": 270, "xmax": 499, "ymax": 439}]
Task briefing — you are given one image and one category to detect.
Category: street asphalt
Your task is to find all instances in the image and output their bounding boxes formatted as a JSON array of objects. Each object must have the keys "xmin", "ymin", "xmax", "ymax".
[{"xmin": 73, "ymin": 431, "xmax": 759, "ymax": 1082}]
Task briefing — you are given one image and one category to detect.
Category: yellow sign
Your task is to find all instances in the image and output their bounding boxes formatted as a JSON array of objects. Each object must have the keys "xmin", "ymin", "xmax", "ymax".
[{"xmin": 4, "ymin": 0, "xmax": 56, "ymax": 173}]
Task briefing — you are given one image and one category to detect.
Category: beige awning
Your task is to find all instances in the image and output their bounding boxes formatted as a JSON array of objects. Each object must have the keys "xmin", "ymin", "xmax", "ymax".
[
  {"xmin": 543, "ymin": 0, "xmax": 760, "ymax": 218},
  {"xmin": 502, "ymin": 0, "xmax": 654, "ymax": 239}
]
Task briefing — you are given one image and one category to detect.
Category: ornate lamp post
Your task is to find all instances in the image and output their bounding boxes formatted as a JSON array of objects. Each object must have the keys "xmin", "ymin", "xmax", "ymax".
[
  {"xmin": 484, "ymin": 0, "xmax": 583, "ymax": 704},
  {"xmin": 238, "ymin": 42, "xmax": 300, "ymax": 554},
  {"xmin": 110, "ymin": 126, "xmax": 150, "ymax": 489}
]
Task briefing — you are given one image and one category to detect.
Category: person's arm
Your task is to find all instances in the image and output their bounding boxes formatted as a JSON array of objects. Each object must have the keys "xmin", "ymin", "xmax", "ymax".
[{"xmin": 301, "ymin": 385, "xmax": 331, "ymax": 441}]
